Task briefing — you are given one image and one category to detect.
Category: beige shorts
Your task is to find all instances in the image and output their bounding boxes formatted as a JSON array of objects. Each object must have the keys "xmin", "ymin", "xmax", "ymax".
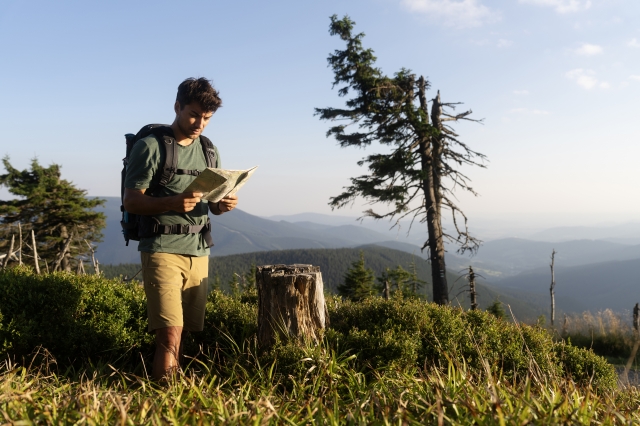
[{"xmin": 141, "ymin": 252, "xmax": 209, "ymax": 332}]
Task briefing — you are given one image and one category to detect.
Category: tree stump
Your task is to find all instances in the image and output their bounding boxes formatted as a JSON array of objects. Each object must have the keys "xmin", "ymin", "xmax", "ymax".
[{"xmin": 256, "ymin": 264, "xmax": 327, "ymax": 348}]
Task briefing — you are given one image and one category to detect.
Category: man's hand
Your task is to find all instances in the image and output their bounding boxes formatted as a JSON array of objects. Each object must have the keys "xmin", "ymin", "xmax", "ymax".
[
  {"xmin": 209, "ymin": 194, "xmax": 238, "ymax": 215},
  {"xmin": 172, "ymin": 192, "xmax": 203, "ymax": 213},
  {"xmin": 219, "ymin": 195, "xmax": 238, "ymax": 212}
]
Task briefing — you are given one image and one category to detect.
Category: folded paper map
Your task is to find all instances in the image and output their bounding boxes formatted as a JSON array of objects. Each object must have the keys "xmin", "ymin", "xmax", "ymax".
[{"xmin": 183, "ymin": 166, "xmax": 258, "ymax": 203}]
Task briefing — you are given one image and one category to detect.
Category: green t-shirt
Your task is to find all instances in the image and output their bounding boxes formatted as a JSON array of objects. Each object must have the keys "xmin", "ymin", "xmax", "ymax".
[{"xmin": 124, "ymin": 135, "xmax": 221, "ymax": 256}]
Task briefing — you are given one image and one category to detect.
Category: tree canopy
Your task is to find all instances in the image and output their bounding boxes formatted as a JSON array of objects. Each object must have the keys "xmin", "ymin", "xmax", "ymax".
[
  {"xmin": 0, "ymin": 157, "xmax": 105, "ymax": 272},
  {"xmin": 316, "ymin": 15, "xmax": 486, "ymax": 304}
]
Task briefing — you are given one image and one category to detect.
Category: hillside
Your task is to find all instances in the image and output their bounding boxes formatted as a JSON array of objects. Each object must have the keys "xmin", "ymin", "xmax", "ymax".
[
  {"xmin": 95, "ymin": 197, "xmax": 422, "ymax": 264},
  {"xmin": 102, "ymin": 246, "xmax": 550, "ymax": 321},
  {"xmin": 448, "ymin": 237, "xmax": 640, "ymax": 278},
  {"xmin": 494, "ymin": 257, "xmax": 640, "ymax": 313}
]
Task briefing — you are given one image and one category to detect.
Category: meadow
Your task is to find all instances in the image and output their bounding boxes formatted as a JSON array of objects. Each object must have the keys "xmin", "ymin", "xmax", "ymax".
[{"xmin": 1, "ymin": 266, "xmax": 639, "ymax": 424}]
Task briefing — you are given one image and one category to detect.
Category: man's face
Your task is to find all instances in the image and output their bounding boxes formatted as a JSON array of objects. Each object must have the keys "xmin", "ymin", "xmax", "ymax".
[{"xmin": 174, "ymin": 101, "xmax": 214, "ymax": 139}]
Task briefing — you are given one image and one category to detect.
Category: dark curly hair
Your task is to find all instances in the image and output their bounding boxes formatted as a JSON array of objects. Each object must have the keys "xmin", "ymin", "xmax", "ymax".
[{"xmin": 176, "ymin": 77, "xmax": 222, "ymax": 113}]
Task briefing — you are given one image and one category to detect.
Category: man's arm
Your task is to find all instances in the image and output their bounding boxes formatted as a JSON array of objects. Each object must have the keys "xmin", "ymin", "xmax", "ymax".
[
  {"xmin": 208, "ymin": 194, "xmax": 238, "ymax": 215},
  {"xmin": 124, "ymin": 188, "xmax": 204, "ymax": 215}
]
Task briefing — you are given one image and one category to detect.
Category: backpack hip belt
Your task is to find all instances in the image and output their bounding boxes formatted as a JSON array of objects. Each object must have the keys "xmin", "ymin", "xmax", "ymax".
[{"xmin": 139, "ymin": 216, "xmax": 214, "ymax": 248}]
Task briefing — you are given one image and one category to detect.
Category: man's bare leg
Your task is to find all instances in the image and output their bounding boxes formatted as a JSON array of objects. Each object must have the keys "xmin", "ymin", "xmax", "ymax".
[{"xmin": 152, "ymin": 326, "xmax": 183, "ymax": 381}]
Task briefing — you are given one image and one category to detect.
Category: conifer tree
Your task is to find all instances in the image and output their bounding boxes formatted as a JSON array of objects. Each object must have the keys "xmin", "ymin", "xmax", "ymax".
[
  {"xmin": 338, "ymin": 251, "xmax": 375, "ymax": 301},
  {"xmin": 316, "ymin": 15, "xmax": 486, "ymax": 305},
  {"xmin": 0, "ymin": 157, "xmax": 105, "ymax": 271}
]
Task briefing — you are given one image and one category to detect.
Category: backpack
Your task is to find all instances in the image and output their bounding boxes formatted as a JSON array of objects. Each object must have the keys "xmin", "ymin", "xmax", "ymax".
[{"xmin": 120, "ymin": 124, "xmax": 218, "ymax": 247}]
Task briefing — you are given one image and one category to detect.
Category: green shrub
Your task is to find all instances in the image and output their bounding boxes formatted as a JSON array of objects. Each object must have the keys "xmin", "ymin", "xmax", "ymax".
[
  {"xmin": 190, "ymin": 289, "xmax": 258, "ymax": 356},
  {"xmin": 0, "ymin": 266, "xmax": 152, "ymax": 365},
  {"xmin": 555, "ymin": 341, "xmax": 618, "ymax": 390},
  {"xmin": 0, "ymin": 268, "xmax": 617, "ymax": 391},
  {"xmin": 327, "ymin": 296, "xmax": 614, "ymax": 390}
]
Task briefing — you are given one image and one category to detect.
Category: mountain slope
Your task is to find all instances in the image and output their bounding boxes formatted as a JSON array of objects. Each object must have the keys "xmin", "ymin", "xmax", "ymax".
[
  {"xmin": 95, "ymin": 197, "xmax": 405, "ymax": 264},
  {"xmin": 102, "ymin": 246, "xmax": 552, "ymax": 321},
  {"xmin": 449, "ymin": 238, "xmax": 640, "ymax": 278},
  {"xmin": 493, "ymin": 257, "xmax": 640, "ymax": 313}
]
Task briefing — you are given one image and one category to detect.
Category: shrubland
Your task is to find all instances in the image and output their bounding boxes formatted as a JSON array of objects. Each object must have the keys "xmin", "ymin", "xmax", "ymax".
[{"xmin": 0, "ymin": 266, "xmax": 638, "ymax": 424}]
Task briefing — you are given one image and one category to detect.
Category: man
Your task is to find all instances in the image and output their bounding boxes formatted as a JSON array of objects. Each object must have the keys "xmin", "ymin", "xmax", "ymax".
[{"xmin": 123, "ymin": 77, "xmax": 238, "ymax": 381}]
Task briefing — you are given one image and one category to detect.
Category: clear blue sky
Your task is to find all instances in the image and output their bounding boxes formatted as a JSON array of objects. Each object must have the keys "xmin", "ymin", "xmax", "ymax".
[{"xmin": 1, "ymin": 0, "xmax": 638, "ymax": 228}]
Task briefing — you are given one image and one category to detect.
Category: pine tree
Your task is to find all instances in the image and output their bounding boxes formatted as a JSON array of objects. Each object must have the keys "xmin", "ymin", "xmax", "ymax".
[
  {"xmin": 338, "ymin": 251, "xmax": 375, "ymax": 301},
  {"xmin": 0, "ymin": 157, "xmax": 105, "ymax": 271},
  {"xmin": 316, "ymin": 16, "xmax": 486, "ymax": 305},
  {"xmin": 487, "ymin": 298, "xmax": 506, "ymax": 320}
]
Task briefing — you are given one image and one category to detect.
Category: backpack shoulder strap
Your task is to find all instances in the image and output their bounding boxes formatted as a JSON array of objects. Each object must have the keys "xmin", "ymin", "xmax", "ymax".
[
  {"xmin": 133, "ymin": 124, "xmax": 177, "ymax": 192},
  {"xmin": 147, "ymin": 126, "xmax": 178, "ymax": 188},
  {"xmin": 199, "ymin": 135, "xmax": 218, "ymax": 169}
]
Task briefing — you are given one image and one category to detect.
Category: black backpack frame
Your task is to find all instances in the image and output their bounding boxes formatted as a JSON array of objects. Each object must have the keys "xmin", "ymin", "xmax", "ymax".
[{"xmin": 120, "ymin": 124, "xmax": 218, "ymax": 246}]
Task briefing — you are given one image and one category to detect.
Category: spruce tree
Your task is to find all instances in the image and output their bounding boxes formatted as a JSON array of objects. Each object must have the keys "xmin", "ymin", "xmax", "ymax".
[
  {"xmin": 316, "ymin": 15, "xmax": 486, "ymax": 305},
  {"xmin": 338, "ymin": 251, "xmax": 375, "ymax": 301},
  {"xmin": 0, "ymin": 157, "xmax": 105, "ymax": 271}
]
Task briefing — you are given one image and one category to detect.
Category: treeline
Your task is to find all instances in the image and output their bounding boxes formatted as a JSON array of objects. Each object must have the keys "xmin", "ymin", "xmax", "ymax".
[
  {"xmin": 100, "ymin": 246, "xmax": 548, "ymax": 320},
  {"xmin": 102, "ymin": 246, "xmax": 446, "ymax": 296}
]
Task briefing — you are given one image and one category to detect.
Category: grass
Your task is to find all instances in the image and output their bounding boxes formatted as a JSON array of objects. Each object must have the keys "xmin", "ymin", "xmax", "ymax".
[
  {"xmin": 2, "ymin": 340, "xmax": 640, "ymax": 425},
  {"xmin": 2, "ymin": 267, "xmax": 639, "ymax": 423}
]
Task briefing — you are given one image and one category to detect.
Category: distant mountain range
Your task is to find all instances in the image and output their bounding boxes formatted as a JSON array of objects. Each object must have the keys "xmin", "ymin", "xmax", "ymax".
[
  {"xmin": 96, "ymin": 197, "xmax": 425, "ymax": 265},
  {"xmin": 95, "ymin": 197, "xmax": 640, "ymax": 314},
  {"xmin": 101, "ymin": 246, "xmax": 550, "ymax": 322},
  {"xmin": 448, "ymin": 238, "xmax": 640, "ymax": 278},
  {"xmin": 493, "ymin": 258, "xmax": 640, "ymax": 313}
]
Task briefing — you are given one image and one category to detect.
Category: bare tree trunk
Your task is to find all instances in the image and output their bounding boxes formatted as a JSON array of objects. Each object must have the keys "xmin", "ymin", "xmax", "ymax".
[
  {"xmin": 84, "ymin": 239, "xmax": 100, "ymax": 275},
  {"xmin": 58, "ymin": 225, "xmax": 73, "ymax": 272},
  {"xmin": 52, "ymin": 234, "xmax": 73, "ymax": 272},
  {"xmin": 417, "ymin": 78, "xmax": 449, "ymax": 305},
  {"xmin": 76, "ymin": 259, "xmax": 85, "ymax": 275},
  {"xmin": 384, "ymin": 279, "xmax": 391, "ymax": 300},
  {"xmin": 31, "ymin": 230, "xmax": 40, "ymax": 274},
  {"xmin": 256, "ymin": 264, "xmax": 327, "ymax": 348},
  {"xmin": 2, "ymin": 235, "xmax": 15, "ymax": 269},
  {"xmin": 550, "ymin": 249, "xmax": 556, "ymax": 327},
  {"xmin": 468, "ymin": 266, "xmax": 478, "ymax": 311},
  {"xmin": 18, "ymin": 223, "xmax": 22, "ymax": 265},
  {"xmin": 622, "ymin": 303, "xmax": 640, "ymax": 385}
]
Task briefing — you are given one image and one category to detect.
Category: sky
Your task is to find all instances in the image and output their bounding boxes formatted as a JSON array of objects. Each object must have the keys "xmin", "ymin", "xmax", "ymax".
[{"xmin": 1, "ymin": 0, "xmax": 639, "ymax": 230}]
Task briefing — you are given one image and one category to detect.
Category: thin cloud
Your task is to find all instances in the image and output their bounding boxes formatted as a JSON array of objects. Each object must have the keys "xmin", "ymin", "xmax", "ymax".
[
  {"xmin": 519, "ymin": 0, "xmax": 592, "ymax": 14},
  {"xmin": 628, "ymin": 38, "xmax": 640, "ymax": 48},
  {"xmin": 513, "ymin": 90, "xmax": 530, "ymax": 95},
  {"xmin": 401, "ymin": 0, "xmax": 500, "ymax": 28},
  {"xmin": 497, "ymin": 39, "xmax": 513, "ymax": 48},
  {"xmin": 629, "ymin": 75, "xmax": 640, "ymax": 81},
  {"xmin": 509, "ymin": 108, "xmax": 550, "ymax": 115},
  {"xmin": 575, "ymin": 43, "xmax": 603, "ymax": 56},
  {"xmin": 566, "ymin": 68, "xmax": 608, "ymax": 90}
]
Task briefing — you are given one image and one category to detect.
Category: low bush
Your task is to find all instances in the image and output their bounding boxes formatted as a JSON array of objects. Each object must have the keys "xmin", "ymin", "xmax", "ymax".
[
  {"xmin": 0, "ymin": 267, "xmax": 617, "ymax": 390},
  {"xmin": 0, "ymin": 266, "xmax": 152, "ymax": 365},
  {"xmin": 327, "ymin": 296, "xmax": 617, "ymax": 390}
]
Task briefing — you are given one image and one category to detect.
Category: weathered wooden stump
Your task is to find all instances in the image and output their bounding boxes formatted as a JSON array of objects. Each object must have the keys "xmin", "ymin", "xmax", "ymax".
[{"xmin": 256, "ymin": 264, "xmax": 327, "ymax": 348}]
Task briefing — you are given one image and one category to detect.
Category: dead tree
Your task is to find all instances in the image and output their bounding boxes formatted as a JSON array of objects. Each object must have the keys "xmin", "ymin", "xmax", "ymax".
[
  {"xmin": 17, "ymin": 223, "xmax": 22, "ymax": 265},
  {"xmin": 84, "ymin": 239, "xmax": 100, "ymax": 275},
  {"xmin": 383, "ymin": 279, "xmax": 391, "ymax": 300},
  {"xmin": 2, "ymin": 234, "xmax": 15, "ymax": 269},
  {"xmin": 256, "ymin": 264, "xmax": 327, "ymax": 348},
  {"xmin": 623, "ymin": 303, "xmax": 640, "ymax": 385},
  {"xmin": 550, "ymin": 249, "xmax": 556, "ymax": 327},
  {"xmin": 31, "ymin": 229, "xmax": 40, "ymax": 274},
  {"xmin": 468, "ymin": 266, "xmax": 478, "ymax": 311},
  {"xmin": 76, "ymin": 259, "xmax": 85, "ymax": 275},
  {"xmin": 52, "ymin": 233, "xmax": 73, "ymax": 272}
]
